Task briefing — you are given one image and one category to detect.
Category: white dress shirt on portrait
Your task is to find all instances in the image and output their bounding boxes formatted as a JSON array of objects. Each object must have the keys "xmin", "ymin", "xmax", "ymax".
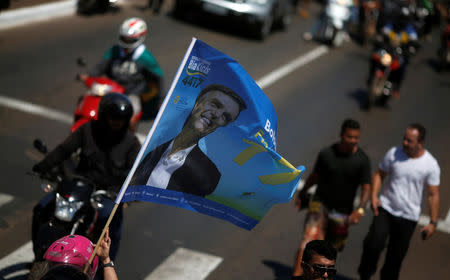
[{"xmin": 146, "ymin": 140, "xmax": 196, "ymax": 189}]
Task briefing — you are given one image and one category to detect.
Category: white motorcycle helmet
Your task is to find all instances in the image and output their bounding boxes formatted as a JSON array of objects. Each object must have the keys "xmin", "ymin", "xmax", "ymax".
[{"xmin": 118, "ymin": 17, "xmax": 147, "ymax": 51}]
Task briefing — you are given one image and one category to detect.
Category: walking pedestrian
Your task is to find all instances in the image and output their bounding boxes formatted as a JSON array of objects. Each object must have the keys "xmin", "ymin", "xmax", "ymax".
[
  {"xmin": 292, "ymin": 119, "xmax": 371, "ymax": 277},
  {"xmin": 358, "ymin": 123, "xmax": 441, "ymax": 280}
]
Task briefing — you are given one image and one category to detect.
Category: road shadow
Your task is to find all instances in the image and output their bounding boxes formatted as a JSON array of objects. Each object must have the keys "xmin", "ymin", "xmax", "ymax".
[
  {"xmin": 348, "ymin": 88, "xmax": 369, "ymax": 110},
  {"xmin": 0, "ymin": 262, "xmax": 30, "ymax": 280},
  {"xmin": 262, "ymin": 260, "xmax": 293, "ymax": 280},
  {"xmin": 348, "ymin": 88, "xmax": 393, "ymax": 111},
  {"xmin": 426, "ymin": 57, "xmax": 448, "ymax": 73}
]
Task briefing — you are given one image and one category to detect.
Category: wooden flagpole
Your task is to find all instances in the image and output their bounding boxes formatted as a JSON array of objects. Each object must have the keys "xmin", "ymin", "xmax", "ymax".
[{"xmin": 83, "ymin": 203, "xmax": 119, "ymax": 274}]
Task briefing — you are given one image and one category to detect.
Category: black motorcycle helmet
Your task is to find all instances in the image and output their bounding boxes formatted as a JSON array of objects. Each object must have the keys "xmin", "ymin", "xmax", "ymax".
[
  {"xmin": 92, "ymin": 93, "xmax": 133, "ymax": 148},
  {"xmin": 97, "ymin": 93, "xmax": 134, "ymax": 124}
]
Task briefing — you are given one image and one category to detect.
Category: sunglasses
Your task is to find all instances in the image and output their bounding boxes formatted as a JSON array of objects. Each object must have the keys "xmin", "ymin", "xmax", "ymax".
[{"xmin": 302, "ymin": 262, "xmax": 337, "ymax": 278}]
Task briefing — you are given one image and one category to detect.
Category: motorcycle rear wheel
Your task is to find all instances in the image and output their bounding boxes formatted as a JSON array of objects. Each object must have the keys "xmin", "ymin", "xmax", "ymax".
[{"xmin": 367, "ymin": 76, "xmax": 384, "ymax": 107}]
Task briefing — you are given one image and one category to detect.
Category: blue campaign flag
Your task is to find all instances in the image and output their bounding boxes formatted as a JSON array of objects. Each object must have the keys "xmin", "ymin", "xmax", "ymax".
[{"xmin": 116, "ymin": 38, "xmax": 304, "ymax": 230}]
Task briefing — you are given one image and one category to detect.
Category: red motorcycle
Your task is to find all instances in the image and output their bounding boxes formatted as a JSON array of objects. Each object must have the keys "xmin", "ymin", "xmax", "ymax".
[
  {"xmin": 73, "ymin": 76, "xmax": 123, "ymax": 132},
  {"xmin": 72, "ymin": 76, "xmax": 143, "ymax": 132}
]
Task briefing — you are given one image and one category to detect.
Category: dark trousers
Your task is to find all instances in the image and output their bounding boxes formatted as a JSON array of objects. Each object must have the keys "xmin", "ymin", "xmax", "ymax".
[{"xmin": 358, "ymin": 207, "xmax": 417, "ymax": 280}]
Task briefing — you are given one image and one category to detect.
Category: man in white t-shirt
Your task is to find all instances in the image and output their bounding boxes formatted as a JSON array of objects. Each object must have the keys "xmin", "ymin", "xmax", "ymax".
[{"xmin": 358, "ymin": 123, "xmax": 441, "ymax": 280}]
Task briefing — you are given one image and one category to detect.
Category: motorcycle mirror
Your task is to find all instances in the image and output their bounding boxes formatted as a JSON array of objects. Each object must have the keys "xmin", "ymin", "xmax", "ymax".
[
  {"xmin": 76, "ymin": 57, "xmax": 87, "ymax": 67},
  {"xmin": 33, "ymin": 139, "xmax": 48, "ymax": 154}
]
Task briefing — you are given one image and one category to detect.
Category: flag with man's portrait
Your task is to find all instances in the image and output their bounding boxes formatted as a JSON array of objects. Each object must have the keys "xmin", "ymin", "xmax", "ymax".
[{"xmin": 115, "ymin": 38, "xmax": 304, "ymax": 230}]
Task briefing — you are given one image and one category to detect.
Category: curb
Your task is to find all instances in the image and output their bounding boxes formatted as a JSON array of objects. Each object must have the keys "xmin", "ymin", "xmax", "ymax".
[{"xmin": 0, "ymin": 0, "xmax": 76, "ymax": 30}]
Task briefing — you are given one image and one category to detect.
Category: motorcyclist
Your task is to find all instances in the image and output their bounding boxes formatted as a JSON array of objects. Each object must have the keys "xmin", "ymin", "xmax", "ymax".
[
  {"xmin": 381, "ymin": 1, "xmax": 418, "ymax": 44},
  {"xmin": 80, "ymin": 17, "xmax": 164, "ymax": 130},
  {"xmin": 368, "ymin": 1, "xmax": 418, "ymax": 98},
  {"xmin": 32, "ymin": 94, "xmax": 141, "ymax": 273}
]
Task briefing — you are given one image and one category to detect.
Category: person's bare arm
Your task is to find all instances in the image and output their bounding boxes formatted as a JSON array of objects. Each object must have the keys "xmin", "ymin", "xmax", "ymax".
[
  {"xmin": 420, "ymin": 185, "xmax": 440, "ymax": 240},
  {"xmin": 96, "ymin": 229, "xmax": 119, "ymax": 280},
  {"xmin": 348, "ymin": 183, "xmax": 371, "ymax": 224},
  {"xmin": 359, "ymin": 183, "xmax": 371, "ymax": 209},
  {"xmin": 371, "ymin": 169, "xmax": 386, "ymax": 216}
]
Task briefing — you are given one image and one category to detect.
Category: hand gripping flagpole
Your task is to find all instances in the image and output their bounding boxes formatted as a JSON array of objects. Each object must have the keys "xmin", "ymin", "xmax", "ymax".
[{"xmin": 83, "ymin": 38, "xmax": 198, "ymax": 273}]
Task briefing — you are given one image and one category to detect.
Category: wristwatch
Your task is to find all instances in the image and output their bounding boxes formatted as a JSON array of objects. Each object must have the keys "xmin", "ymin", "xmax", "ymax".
[
  {"xmin": 430, "ymin": 220, "xmax": 438, "ymax": 227},
  {"xmin": 102, "ymin": 260, "xmax": 115, "ymax": 268},
  {"xmin": 357, "ymin": 207, "xmax": 365, "ymax": 216}
]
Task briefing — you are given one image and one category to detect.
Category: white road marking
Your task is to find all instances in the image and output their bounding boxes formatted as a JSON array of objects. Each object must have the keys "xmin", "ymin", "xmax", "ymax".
[
  {"xmin": 257, "ymin": 46, "xmax": 329, "ymax": 89},
  {"xmin": 0, "ymin": 95, "xmax": 72, "ymax": 124},
  {"xmin": 0, "ymin": 241, "xmax": 33, "ymax": 279},
  {"xmin": 0, "ymin": 95, "xmax": 147, "ymax": 143},
  {"xmin": 0, "ymin": 0, "xmax": 77, "ymax": 30},
  {"xmin": 144, "ymin": 247, "xmax": 223, "ymax": 280},
  {"xmin": 0, "ymin": 0, "xmax": 143, "ymax": 30},
  {"xmin": 418, "ymin": 209, "xmax": 450, "ymax": 234},
  {"xmin": 0, "ymin": 193, "xmax": 13, "ymax": 208}
]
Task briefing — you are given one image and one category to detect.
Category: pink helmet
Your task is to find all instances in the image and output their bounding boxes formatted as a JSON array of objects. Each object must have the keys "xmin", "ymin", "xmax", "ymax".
[{"xmin": 44, "ymin": 235, "xmax": 99, "ymax": 279}]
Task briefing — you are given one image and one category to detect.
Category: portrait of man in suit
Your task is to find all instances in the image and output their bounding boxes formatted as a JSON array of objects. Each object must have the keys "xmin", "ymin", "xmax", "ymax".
[{"xmin": 130, "ymin": 84, "xmax": 247, "ymax": 197}]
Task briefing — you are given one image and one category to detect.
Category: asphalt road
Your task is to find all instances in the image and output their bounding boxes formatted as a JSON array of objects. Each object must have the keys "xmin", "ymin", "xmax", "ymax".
[{"xmin": 0, "ymin": 2, "xmax": 449, "ymax": 280}]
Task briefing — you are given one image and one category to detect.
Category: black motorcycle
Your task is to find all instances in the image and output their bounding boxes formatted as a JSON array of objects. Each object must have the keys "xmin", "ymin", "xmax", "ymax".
[{"xmin": 28, "ymin": 139, "xmax": 108, "ymax": 280}]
